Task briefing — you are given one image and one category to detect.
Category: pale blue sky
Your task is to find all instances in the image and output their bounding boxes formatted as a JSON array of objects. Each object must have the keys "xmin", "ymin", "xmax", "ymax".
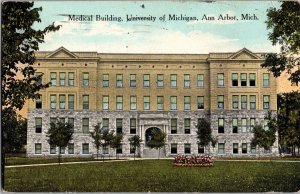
[{"xmin": 34, "ymin": 1, "xmax": 281, "ymax": 53}]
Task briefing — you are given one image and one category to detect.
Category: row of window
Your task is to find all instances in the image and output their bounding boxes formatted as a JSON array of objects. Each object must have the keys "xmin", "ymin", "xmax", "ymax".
[
  {"xmin": 42, "ymin": 94, "xmax": 270, "ymax": 111},
  {"xmin": 43, "ymin": 72, "xmax": 270, "ymax": 88},
  {"xmin": 35, "ymin": 117, "xmax": 268, "ymax": 134},
  {"xmin": 34, "ymin": 142, "xmax": 271, "ymax": 155}
]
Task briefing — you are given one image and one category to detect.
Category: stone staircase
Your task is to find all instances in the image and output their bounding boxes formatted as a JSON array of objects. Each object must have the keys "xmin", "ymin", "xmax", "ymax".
[{"xmin": 143, "ymin": 148, "xmax": 166, "ymax": 158}]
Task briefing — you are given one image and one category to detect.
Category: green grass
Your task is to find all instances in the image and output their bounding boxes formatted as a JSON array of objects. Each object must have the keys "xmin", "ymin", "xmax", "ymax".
[{"xmin": 4, "ymin": 160, "xmax": 300, "ymax": 192}]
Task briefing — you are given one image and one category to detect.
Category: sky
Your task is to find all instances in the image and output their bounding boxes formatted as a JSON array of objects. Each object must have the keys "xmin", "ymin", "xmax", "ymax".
[{"xmin": 34, "ymin": 1, "xmax": 281, "ymax": 54}]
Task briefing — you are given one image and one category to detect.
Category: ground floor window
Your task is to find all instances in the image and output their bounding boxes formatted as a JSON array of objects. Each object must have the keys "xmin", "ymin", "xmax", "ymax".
[
  {"xmin": 130, "ymin": 144, "xmax": 135, "ymax": 154},
  {"xmin": 233, "ymin": 143, "xmax": 238, "ymax": 154},
  {"xmin": 102, "ymin": 145, "xmax": 109, "ymax": 154},
  {"xmin": 68, "ymin": 143, "xmax": 74, "ymax": 154},
  {"xmin": 218, "ymin": 143, "xmax": 225, "ymax": 154},
  {"xmin": 171, "ymin": 143, "xmax": 177, "ymax": 154},
  {"xmin": 242, "ymin": 143, "xmax": 247, "ymax": 154},
  {"xmin": 50, "ymin": 145, "xmax": 56, "ymax": 154},
  {"xmin": 82, "ymin": 143, "xmax": 89, "ymax": 154},
  {"xmin": 116, "ymin": 144, "xmax": 122, "ymax": 154},
  {"xmin": 184, "ymin": 143, "xmax": 191, "ymax": 154},
  {"xmin": 60, "ymin": 147, "xmax": 65, "ymax": 154},
  {"xmin": 198, "ymin": 144, "xmax": 204, "ymax": 154},
  {"xmin": 35, "ymin": 143, "xmax": 42, "ymax": 154},
  {"xmin": 251, "ymin": 145, "xmax": 256, "ymax": 154},
  {"xmin": 264, "ymin": 147, "xmax": 272, "ymax": 154}
]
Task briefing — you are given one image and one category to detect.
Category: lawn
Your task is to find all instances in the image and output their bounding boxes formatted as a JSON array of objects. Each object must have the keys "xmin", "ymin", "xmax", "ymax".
[{"xmin": 4, "ymin": 160, "xmax": 300, "ymax": 192}]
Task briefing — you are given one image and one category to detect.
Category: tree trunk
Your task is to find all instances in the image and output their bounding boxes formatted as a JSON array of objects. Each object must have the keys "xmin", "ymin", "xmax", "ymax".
[
  {"xmin": 134, "ymin": 148, "xmax": 136, "ymax": 160},
  {"xmin": 96, "ymin": 148, "xmax": 99, "ymax": 159},
  {"xmin": 58, "ymin": 146, "xmax": 61, "ymax": 165},
  {"xmin": 158, "ymin": 148, "xmax": 160, "ymax": 160},
  {"xmin": 1, "ymin": 151, "xmax": 5, "ymax": 190}
]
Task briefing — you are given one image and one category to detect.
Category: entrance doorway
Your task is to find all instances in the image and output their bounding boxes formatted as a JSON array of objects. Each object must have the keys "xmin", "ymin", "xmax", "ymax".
[{"xmin": 145, "ymin": 127, "xmax": 161, "ymax": 146}]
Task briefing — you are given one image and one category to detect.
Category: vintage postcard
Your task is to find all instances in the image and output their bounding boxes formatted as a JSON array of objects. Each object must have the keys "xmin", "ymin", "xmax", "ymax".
[{"xmin": 2, "ymin": 0, "xmax": 300, "ymax": 192}]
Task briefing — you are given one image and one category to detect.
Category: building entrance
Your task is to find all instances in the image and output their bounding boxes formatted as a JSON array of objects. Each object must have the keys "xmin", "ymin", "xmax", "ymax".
[{"xmin": 145, "ymin": 127, "xmax": 161, "ymax": 146}]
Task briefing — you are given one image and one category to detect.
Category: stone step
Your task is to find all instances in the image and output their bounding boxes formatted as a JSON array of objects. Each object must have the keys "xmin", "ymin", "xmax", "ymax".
[{"xmin": 143, "ymin": 148, "xmax": 166, "ymax": 158}]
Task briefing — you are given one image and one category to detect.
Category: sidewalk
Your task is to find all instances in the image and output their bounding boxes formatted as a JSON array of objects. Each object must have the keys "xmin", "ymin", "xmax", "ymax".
[{"xmin": 5, "ymin": 157, "xmax": 300, "ymax": 168}]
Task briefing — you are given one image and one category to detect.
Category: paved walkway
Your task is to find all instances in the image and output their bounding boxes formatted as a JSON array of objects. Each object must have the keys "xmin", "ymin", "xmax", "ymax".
[{"xmin": 5, "ymin": 158, "xmax": 300, "ymax": 168}]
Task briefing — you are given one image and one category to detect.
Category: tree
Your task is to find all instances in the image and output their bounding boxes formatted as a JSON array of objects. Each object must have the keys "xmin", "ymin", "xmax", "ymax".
[
  {"xmin": 102, "ymin": 129, "xmax": 115, "ymax": 160},
  {"xmin": 1, "ymin": 1, "xmax": 60, "ymax": 188},
  {"xmin": 277, "ymin": 92, "xmax": 300, "ymax": 155},
  {"xmin": 128, "ymin": 135, "xmax": 142, "ymax": 160},
  {"xmin": 46, "ymin": 119, "xmax": 74, "ymax": 164},
  {"xmin": 146, "ymin": 129, "xmax": 166, "ymax": 159},
  {"xmin": 2, "ymin": 108, "xmax": 27, "ymax": 154},
  {"xmin": 196, "ymin": 118, "xmax": 217, "ymax": 154},
  {"xmin": 90, "ymin": 123, "xmax": 103, "ymax": 159},
  {"xmin": 251, "ymin": 114, "xmax": 277, "ymax": 157},
  {"xmin": 110, "ymin": 133, "xmax": 123, "ymax": 159},
  {"xmin": 261, "ymin": 2, "xmax": 300, "ymax": 85}
]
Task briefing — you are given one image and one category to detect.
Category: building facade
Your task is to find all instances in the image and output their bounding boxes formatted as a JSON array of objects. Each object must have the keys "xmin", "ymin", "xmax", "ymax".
[{"xmin": 27, "ymin": 47, "xmax": 279, "ymax": 158}]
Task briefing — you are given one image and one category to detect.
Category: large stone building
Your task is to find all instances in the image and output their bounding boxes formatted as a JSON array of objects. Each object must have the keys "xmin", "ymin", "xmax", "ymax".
[{"xmin": 27, "ymin": 47, "xmax": 279, "ymax": 157}]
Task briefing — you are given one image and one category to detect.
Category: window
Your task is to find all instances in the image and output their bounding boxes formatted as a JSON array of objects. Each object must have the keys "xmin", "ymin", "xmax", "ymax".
[
  {"xmin": 198, "ymin": 144, "xmax": 204, "ymax": 154},
  {"xmin": 184, "ymin": 118, "xmax": 191, "ymax": 134},
  {"xmin": 170, "ymin": 74, "xmax": 177, "ymax": 88},
  {"xmin": 130, "ymin": 144, "xmax": 135, "ymax": 154},
  {"xmin": 68, "ymin": 72, "xmax": 75, "ymax": 86},
  {"xmin": 50, "ymin": 94, "xmax": 56, "ymax": 109},
  {"xmin": 263, "ymin": 95, "xmax": 270, "ymax": 109},
  {"xmin": 250, "ymin": 118, "xmax": 255, "ymax": 132},
  {"xmin": 251, "ymin": 145, "xmax": 256, "ymax": 154},
  {"xmin": 233, "ymin": 143, "xmax": 238, "ymax": 154},
  {"xmin": 50, "ymin": 145, "xmax": 56, "ymax": 154},
  {"xmin": 130, "ymin": 74, "xmax": 136, "ymax": 87},
  {"xmin": 60, "ymin": 147, "xmax": 65, "ymax": 154},
  {"xmin": 232, "ymin": 73, "xmax": 238, "ymax": 86},
  {"xmin": 82, "ymin": 118, "xmax": 89, "ymax": 134},
  {"xmin": 241, "ymin": 95, "xmax": 247, "ymax": 110},
  {"xmin": 232, "ymin": 95, "xmax": 238, "ymax": 110},
  {"xmin": 59, "ymin": 118, "xmax": 65, "ymax": 123},
  {"xmin": 232, "ymin": 118, "xmax": 238, "ymax": 133},
  {"xmin": 35, "ymin": 143, "xmax": 42, "ymax": 154},
  {"xmin": 170, "ymin": 96, "xmax": 177, "ymax": 110},
  {"xmin": 50, "ymin": 72, "xmax": 56, "ymax": 86},
  {"xmin": 102, "ymin": 145, "xmax": 109, "ymax": 154},
  {"xmin": 103, "ymin": 118, "xmax": 109, "ymax": 130},
  {"xmin": 250, "ymin": 95, "xmax": 256, "ymax": 110},
  {"xmin": 143, "ymin": 74, "xmax": 150, "ymax": 87},
  {"xmin": 68, "ymin": 95, "xmax": 74, "ymax": 109},
  {"xmin": 103, "ymin": 74, "xmax": 109, "ymax": 87},
  {"xmin": 218, "ymin": 118, "xmax": 224, "ymax": 133},
  {"xmin": 263, "ymin": 73, "xmax": 270, "ymax": 87},
  {"xmin": 157, "ymin": 96, "xmax": 164, "ymax": 110},
  {"xmin": 130, "ymin": 96, "xmax": 136, "ymax": 110},
  {"xmin": 264, "ymin": 119, "xmax": 269, "ymax": 131},
  {"xmin": 217, "ymin": 73, "xmax": 224, "ymax": 86},
  {"xmin": 241, "ymin": 118, "xmax": 247, "ymax": 133},
  {"xmin": 218, "ymin": 95, "xmax": 224, "ymax": 109},
  {"xmin": 184, "ymin": 96, "xmax": 191, "ymax": 110},
  {"xmin": 130, "ymin": 118, "xmax": 136, "ymax": 134},
  {"xmin": 218, "ymin": 143, "xmax": 225, "ymax": 154},
  {"xmin": 116, "ymin": 144, "xmax": 122, "ymax": 154},
  {"xmin": 59, "ymin": 95, "xmax": 66, "ymax": 109},
  {"xmin": 102, "ymin": 96, "xmax": 109, "ymax": 110},
  {"xmin": 83, "ymin": 95, "xmax": 89, "ymax": 109},
  {"xmin": 143, "ymin": 96, "xmax": 150, "ymax": 110},
  {"xmin": 35, "ymin": 72, "xmax": 42, "ymax": 86},
  {"xmin": 157, "ymin": 74, "xmax": 164, "ymax": 87},
  {"xmin": 116, "ymin": 74, "xmax": 123, "ymax": 88},
  {"xmin": 116, "ymin": 118, "xmax": 122, "ymax": 133},
  {"xmin": 116, "ymin": 96, "xmax": 123, "ymax": 110},
  {"xmin": 50, "ymin": 117, "xmax": 56, "ymax": 125},
  {"xmin": 68, "ymin": 118, "xmax": 74, "ymax": 131},
  {"xmin": 241, "ymin": 73, "xmax": 247, "ymax": 86},
  {"xmin": 35, "ymin": 118, "xmax": 42, "ymax": 133},
  {"xmin": 68, "ymin": 143, "xmax": 74, "ymax": 154},
  {"xmin": 197, "ymin": 96, "xmax": 204, "ymax": 109},
  {"xmin": 249, "ymin": 73, "xmax": 256, "ymax": 86},
  {"xmin": 59, "ymin": 72, "xmax": 65, "ymax": 86},
  {"xmin": 184, "ymin": 74, "xmax": 190, "ymax": 88},
  {"xmin": 171, "ymin": 144, "xmax": 177, "ymax": 154},
  {"xmin": 184, "ymin": 143, "xmax": 191, "ymax": 154},
  {"xmin": 171, "ymin": 119, "xmax": 177, "ymax": 134},
  {"xmin": 36, "ymin": 95, "xmax": 42, "ymax": 109},
  {"xmin": 82, "ymin": 143, "xmax": 89, "ymax": 154},
  {"xmin": 197, "ymin": 74, "xmax": 204, "ymax": 87},
  {"xmin": 83, "ymin": 72, "xmax": 89, "ymax": 86},
  {"xmin": 242, "ymin": 143, "xmax": 247, "ymax": 154}
]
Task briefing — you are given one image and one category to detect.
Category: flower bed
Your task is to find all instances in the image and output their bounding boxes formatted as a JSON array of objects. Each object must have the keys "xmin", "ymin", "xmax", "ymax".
[{"xmin": 173, "ymin": 154, "xmax": 214, "ymax": 167}]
